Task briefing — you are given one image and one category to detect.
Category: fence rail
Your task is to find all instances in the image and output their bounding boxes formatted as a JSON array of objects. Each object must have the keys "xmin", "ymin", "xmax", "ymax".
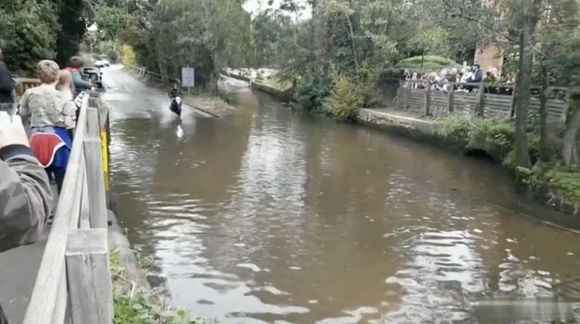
[
  {"xmin": 13, "ymin": 78, "xmax": 114, "ymax": 324},
  {"xmin": 133, "ymin": 67, "xmax": 179, "ymax": 84},
  {"xmin": 396, "ymin": 80, "xmax": 570, "ymax": 126}
]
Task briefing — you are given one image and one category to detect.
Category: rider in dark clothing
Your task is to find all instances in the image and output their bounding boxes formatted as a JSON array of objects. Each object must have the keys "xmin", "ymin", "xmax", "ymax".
[{"xmin": 168, "ymin": 83, "xmax": 182, "ymax": 116}]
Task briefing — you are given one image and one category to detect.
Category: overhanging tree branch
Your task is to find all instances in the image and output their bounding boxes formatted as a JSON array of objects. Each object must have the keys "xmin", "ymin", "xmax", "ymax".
[{"xmin": 440, "ymin": 0, "xmax": 519, "ymax": 44}]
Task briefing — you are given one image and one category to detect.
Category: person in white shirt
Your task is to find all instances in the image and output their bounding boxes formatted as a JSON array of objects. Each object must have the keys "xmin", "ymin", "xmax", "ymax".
[{"xmin": 56, "ymin": 69, "xmax": 76, "ymax": 140}]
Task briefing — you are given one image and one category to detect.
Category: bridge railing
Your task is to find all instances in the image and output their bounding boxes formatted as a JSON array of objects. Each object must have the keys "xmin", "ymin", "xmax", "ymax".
[{"xmin": 15, "ymin": 78, "xmax": 114, "ymax": 324}]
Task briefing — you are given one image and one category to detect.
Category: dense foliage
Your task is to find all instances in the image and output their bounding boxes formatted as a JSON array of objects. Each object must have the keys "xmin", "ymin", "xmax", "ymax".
[{"xmin": 0, "ymin": 0, "xmax": 89, "ymax": 75}]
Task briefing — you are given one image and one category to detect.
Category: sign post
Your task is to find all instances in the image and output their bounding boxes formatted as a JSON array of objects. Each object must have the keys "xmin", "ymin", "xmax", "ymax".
[{"xmin": 181, "ymin": 66, "xmax": 195, "ymax": 94}]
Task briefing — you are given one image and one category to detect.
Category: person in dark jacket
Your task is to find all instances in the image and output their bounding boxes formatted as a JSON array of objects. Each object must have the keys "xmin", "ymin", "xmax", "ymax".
[
  {"xmin": 0, "ymin": 43, "xmax": 15, "ymax": 111},
  {"xmin": 468, "ymin": 64, "xmax": 484, "ymax": 83},
  {"xmin": 168, "ymin": 83, "xmax": 182, "ymax": 116}
]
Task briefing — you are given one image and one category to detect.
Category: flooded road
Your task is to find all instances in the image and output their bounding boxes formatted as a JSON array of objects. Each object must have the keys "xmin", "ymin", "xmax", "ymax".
[{"xmin": 103, "ymin": 66, "xmax": 580, "ymax": 323}]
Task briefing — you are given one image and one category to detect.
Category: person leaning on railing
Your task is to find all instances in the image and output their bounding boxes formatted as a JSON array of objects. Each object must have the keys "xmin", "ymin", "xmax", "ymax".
[
  {"xmin": 19, "ymin": 60, "xmax": 76, "ymax": 195},
  {"xmin": 56, "ymin": 69, "xmax": 77, "ymax": 140},
  {"xmin": 66, "ymin": 56, "xmax": 92, "ymax": 98}
]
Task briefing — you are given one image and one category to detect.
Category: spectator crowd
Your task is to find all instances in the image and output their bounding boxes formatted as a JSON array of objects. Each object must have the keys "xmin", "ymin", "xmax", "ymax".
[
  {"xmin": 403, "ymin": 65, "xmax": 516, "ymax": 94},
  {"xmin": 0, "ymin": 40, "xmax": 95, "ymax": 322}
]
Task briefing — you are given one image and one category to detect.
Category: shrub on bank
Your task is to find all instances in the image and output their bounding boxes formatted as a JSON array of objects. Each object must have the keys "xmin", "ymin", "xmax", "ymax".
[
  {"xmin": 323, "ymin": 73, "xmax": 369, "ymax": 121},
  {"xmin": 291, "ymin": 74, "xmax": 332, "ymax": 112},
  {"xmin": 110, "ymin": 252, "xmax": 213, "ymax": 324}
]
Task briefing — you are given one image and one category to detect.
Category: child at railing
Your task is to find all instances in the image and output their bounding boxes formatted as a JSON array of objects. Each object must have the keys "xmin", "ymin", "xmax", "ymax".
[
  {"xmin": 19, "ymin": 60, "xmax": 76, "ymax": 194},
  {"xmin": 56, "ymin": 69, "xmax": 77, "ymax": 140}
]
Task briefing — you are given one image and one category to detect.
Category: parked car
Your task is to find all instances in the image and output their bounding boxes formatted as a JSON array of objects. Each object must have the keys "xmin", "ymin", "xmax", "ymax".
[
  {"xmin": 82, "ymin": 66, "xmax": 103, "ymax": 88},
  {"xmin": 94, "ymin": 59, "xmax": 110, "ymax": 68}
]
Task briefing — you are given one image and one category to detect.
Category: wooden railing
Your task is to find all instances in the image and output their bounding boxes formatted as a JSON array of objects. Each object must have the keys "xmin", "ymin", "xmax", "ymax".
[
  {"xmin": 19, "ymin": 89, "xmax": 114, "ymax": 324},
  {"xmin": 396, "ymin": 80, "xmax": 570, "ymax": 126},
  {"xmin": 14, "ymin": 78, "xmax": 42, "ymax": 100}
]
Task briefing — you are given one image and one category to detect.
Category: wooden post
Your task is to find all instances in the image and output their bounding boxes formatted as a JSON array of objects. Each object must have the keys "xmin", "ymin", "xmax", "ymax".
[
  {"xmin": 83, "ymin": 107, "xmax": 108, "ymax": 229},
  {"xmin": 424, "ymin": 86, "xmax": 431, "ymax": 116},
  {"xmin": 404, "ymin": 83, "xmax": 410, "ymax": 110},
  {"xmin": 447, "ymin": 82, "xmax": 455, "ymax": 113},
  {"xmin": 66, "ymin": 229, "xmax": 113, "ymax": 324},
  {"xmin": 562, "ymin": 89, "xmax": 571, "ymax": 124},
  {"xmin": 397, "ymin": 80, "xmax": 402, "ymax": 109},
  {"xmin": 508, "ymin": 86, "xmax": 516, "ymax": 119},
  {"xmin": 80, "ymin": 166, "xmax": 91, "ymax": 229},
  {"xmin": 476, "ymin": 83, "xmax": 486, "ymax": 116}
]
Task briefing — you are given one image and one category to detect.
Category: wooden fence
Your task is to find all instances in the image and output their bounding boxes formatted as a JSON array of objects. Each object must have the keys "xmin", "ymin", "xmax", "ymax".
[
  {"xmin": 397, "ymin": 80, "xmax": 569, "ymax": 125},
  {"xmin": 14, "ymin": 78, "xmax": 42, "ymax": 99},
  {"xmin": 13, "ymin": 78, "xmax": 114, "ymax": 324}
]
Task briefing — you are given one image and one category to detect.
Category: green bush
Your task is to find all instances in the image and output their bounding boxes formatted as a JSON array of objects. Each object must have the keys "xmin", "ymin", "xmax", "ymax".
[
  {"xmin": 436, "ymin": 114, "xmax": 539, "ymax": 165},
  {"xmin": 291, "ymin": 74, "xmax": 332, "ymax": 112},
  {"xmin": 323, "ymin": 74, "xmax": 365, "ymax": 121}
]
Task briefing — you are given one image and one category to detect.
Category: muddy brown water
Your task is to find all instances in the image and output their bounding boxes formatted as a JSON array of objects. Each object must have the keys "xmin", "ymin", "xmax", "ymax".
[{"xmin": 104, "ymin": 68, "xmax": 580, "ymax": 324}]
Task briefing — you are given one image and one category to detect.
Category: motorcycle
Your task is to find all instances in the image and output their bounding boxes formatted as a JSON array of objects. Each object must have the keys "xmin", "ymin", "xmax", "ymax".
[{"xmin": 169, "ymin": 95, "xmax": 182, "ymax": 116}]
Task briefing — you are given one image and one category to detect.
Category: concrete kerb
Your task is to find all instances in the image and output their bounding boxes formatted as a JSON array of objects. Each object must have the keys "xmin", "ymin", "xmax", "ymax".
[
  {"xmin": 107, "ymin": 210, "xmax": 150, "ymax": 290},
  {"xmin": 107, "ymin": 209, "xmax": 174, "ymax": 308}
]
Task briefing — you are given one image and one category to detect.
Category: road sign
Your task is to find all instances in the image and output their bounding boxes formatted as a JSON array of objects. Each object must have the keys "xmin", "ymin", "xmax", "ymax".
[{"xmin": 181, "ymin": 66, "xmax": 195, "ymax": 88}]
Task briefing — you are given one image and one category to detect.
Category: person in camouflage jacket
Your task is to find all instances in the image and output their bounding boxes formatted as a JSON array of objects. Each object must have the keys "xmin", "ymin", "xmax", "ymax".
[{"xmin": 0, "ymin": 112, "xmax": 54, "ymax": 323}]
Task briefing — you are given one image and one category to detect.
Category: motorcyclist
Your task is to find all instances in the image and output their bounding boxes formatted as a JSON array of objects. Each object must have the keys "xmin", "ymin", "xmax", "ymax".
[
  {"xmin": 168, "ymin": 83, "xmax": 182, "ymax": 116},
  {"xmin": 169, "ymin": 83, "xmax": 181, "ymax": 98}
]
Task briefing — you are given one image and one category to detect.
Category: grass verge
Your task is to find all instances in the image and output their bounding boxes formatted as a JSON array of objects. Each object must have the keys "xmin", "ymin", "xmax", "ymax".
[{"xmin": 110, "ymin": 251, "xmax": 216, "ymax": 324}]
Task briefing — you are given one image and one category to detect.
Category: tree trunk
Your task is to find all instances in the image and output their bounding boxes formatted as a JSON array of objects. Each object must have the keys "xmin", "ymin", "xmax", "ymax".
[
  {"xmin": 514, "ymin": 31, "xmax": 533, "ymax": 169},
  {"xmin": 563, "ymin": 101, "xmax": 580, "ymax": 168},
  {"xmin": 310, "ymin": 0, "xmax": 326, "ymax": 72},
  {"xmin": 538, "ymin": 71, "xmax": 551, "ymax": 161}
]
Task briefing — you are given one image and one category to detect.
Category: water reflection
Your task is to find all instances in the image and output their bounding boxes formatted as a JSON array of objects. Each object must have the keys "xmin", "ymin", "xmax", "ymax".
[{"xmin": 107, "ymin": 79, "xmax": 580, "ymax": 324}]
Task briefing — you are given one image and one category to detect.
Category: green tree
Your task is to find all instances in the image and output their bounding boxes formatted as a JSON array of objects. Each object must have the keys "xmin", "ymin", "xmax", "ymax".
[{"xmin": 0, "ymin": 0, "xmax": 59, "ymax": 75}]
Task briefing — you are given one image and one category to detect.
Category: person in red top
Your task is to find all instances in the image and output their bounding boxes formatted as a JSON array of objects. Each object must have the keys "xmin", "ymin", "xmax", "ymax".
[{"xmin": 66, "ymin": 56, "xmax": 91, "ymax": 98}]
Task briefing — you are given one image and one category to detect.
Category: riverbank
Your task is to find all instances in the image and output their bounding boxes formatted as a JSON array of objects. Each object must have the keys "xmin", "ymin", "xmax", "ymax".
[
  {"xmin": 223, "ymin": 69, "xmax": 293, "ymax": 102},
  {"xmin": 125, "ymin": 67, "xmax": 236, "ymax": 117}
]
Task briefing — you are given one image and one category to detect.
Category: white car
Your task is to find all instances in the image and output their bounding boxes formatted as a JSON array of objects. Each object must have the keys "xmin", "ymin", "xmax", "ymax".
[{"xmin": 94, "ymin": 59, "xmax": 110, "ymax": 68}]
